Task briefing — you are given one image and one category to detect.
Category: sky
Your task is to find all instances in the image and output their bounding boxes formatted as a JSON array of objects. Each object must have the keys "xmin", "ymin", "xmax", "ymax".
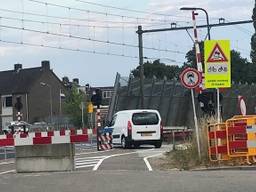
[{"xmin": 0, "ymin": 0, "xmax": 254, "ymax": 87}]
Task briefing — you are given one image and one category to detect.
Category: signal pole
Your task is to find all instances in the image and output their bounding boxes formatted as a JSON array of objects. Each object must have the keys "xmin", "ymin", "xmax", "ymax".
[{"xmin": 137, "ymin": 25, "xmax": 144, "ymax": 108}]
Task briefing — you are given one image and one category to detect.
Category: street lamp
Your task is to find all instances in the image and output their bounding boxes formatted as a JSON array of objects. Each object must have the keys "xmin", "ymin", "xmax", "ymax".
[
  {"xmin": 180, "ymin": 7, "xmax": 211, "ymax": 40},
  {"xmin": 40, "ymin": 82, "xmax": 53, "ymax": 124}
]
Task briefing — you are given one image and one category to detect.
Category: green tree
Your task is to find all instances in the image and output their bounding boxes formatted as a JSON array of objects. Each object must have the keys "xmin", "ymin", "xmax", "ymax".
[
  {"xmin": 131, "ymin": 59, "xmax": 181, "ymax": 80},
  {"xmin": 231, "ymin": 50, "xmax": 251, "ymax": 83},
  {"xmin": 184, "ymin": 42, "xmax": 204, "ymax": 69},
  {"xmin": 64, "ymin": 87, "xmax": 87, "ymax": 128},
  {"xmin": 251, "ymin": 1, "xmax": 256, "ymax": 64}
]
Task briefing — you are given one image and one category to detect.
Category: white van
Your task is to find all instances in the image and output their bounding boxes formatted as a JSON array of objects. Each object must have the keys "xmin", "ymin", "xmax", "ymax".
[{"xmin": 108, "ymin": 109, "xmax": 163, "ymax": 148}]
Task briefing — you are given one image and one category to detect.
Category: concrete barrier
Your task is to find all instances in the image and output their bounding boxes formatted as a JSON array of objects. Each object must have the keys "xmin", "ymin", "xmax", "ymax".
[{"xmin": 15, "ymin": 143, "xmax": 74, "ymax": 173}]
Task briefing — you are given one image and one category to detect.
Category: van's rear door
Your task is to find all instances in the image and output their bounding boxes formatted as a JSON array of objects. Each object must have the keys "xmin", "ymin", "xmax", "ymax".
[{"xmin": 131, "ymin": 111, "xmax": 161, "ymax": 141}]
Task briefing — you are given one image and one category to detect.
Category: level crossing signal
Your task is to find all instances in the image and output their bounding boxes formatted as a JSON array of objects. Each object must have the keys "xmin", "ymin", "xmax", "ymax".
[{"xmin": 91, "ymin": 89, "xmax": 102, "ymax": 108}]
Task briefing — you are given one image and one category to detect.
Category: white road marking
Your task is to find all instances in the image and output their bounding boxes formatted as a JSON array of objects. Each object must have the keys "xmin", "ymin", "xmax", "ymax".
[
  {"xmin": 75, "ymin": 156, "xmax": 108, "ymax": 160},
  {"xmin": 0, "ymin": 169, "xmax": 15, "ymax": 175},
  {"xmin": 75, "ymin": 150, "xmax": 113, "ymax": 156},
  {"xmin": 93, "ymin": 148, "xmax": 155, "ymax": 171},
  {"xmin": 0, "ymin": 161, "xmax": 14, "ymax": 165},
  {"xmin": 143, "ymin": 153, "xmax": 163, "ymax": 171},
  {"xmin": 75, "ymin": 156, "xmax": 108, "ymax": 169}
]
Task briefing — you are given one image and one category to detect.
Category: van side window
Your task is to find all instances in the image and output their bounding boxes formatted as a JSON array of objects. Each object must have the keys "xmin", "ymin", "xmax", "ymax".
[{"xmin": 109, "ymin": 115, "xmax": 117, "ymax": 127}]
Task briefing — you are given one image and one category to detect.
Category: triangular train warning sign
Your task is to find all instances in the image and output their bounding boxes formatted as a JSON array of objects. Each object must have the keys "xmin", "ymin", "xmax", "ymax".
[{"xmin": 207, "ymin": 43, "xmax": 228, "ymax": 62}]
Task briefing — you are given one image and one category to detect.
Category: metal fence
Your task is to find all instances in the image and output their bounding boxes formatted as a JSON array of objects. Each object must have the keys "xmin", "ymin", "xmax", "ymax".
[{"xmin": 109, "ymin": 73, "xmax": 256, "ymax": 128}]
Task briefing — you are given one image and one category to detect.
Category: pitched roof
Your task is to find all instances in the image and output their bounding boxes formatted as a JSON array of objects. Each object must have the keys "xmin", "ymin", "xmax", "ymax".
[{"xmin": 0, "ymin": 67, "xmax": 44, "ymax": 95}]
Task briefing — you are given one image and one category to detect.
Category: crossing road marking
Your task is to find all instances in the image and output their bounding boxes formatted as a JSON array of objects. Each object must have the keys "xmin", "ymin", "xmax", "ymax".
[
  {"xmin": 75, "ymin": 156, "xmax": 108, "ymax": 169},
  {"xmin": 76, "ymin": 149, "xmax": 113, "ymax": 156}
]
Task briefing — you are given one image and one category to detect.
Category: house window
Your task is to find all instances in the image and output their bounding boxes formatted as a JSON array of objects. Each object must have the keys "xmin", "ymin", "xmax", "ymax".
[
  {"xmin": 102, "ymin": 91, "xmax": 113, "ymax": 99},
  {"xmin": 2, "ymin": 96, "xmax": 12, "ymax": 108}
]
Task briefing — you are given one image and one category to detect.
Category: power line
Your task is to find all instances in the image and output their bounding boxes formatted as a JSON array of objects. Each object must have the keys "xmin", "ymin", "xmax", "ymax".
[
  {"xmin": 0, "ymin": 8, "xmax": 166, "ymax": 25},
  {"xmin": 225, "ymin": 19, "xmax": 254, "ymax": 36},
  {"xmin": 0, "ymin": 39, "xmax": 181, "ymax": 62},
  {"xmin": 0, "ymin": 15, "xmax": 136, "ymax": 29},
  {"xmin": 75, "ymin": 0, "xmax": 221, "ymax": 21},
  {"xmin": 0, "ymin": 39, "xmax": 138, "ymax": 59},
  {"xmin": 75, "ymin": 0, "xmax": 185, "ymax": 17},
  {"xmin": 27, "ymin": 0, "xmax": 172, "ymax": 24},
  {"xmin": 0, "ymin": 24, "xmax": 186, "ymax": 54}
]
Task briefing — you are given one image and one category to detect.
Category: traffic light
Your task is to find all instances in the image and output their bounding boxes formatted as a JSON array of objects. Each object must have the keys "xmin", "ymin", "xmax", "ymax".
[
  {"xmin": 91, "ymin": 89, "xmax": 102, "ymax": 108},
  {"xmin": 198, "ymin": 91, "xmax": 223, "ymax": 116},
  {"xmin": 198, "ymin": 91, "xmax": 215, "ymax": 115},
  {"xmin": 15, "ymin": 96, "xmax": 23, "ymax": 112}
]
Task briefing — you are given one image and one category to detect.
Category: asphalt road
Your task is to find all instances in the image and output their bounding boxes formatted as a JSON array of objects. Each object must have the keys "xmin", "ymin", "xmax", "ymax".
[
  {"xmin": 1, "ymin": 145, "xmax": 256, "ymax": 192},
  {"xmin": 1, "ymin": 170, "xmax": 256, "ymax": 192}
]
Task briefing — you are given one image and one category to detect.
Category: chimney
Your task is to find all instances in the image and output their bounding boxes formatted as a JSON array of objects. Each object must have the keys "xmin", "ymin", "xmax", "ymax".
[
  {"xmin": 14, "ymin": 64, "xmax": 22, "ymax": 71},
  {"xmin": 62, "ymin": 76, "xmax": 69, "ymax": 83},
  {"xmin": 41, "ymin": 60, "xmax": 50, "ymax": 70},
  {"xmin": 73, "ymin": 78, "xmax": 79, "ymax": 85}
]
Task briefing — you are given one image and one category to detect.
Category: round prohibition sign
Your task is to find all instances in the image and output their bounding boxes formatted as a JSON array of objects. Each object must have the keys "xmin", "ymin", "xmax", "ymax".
[{"xmin": 180, "ymin": 68, "xmax": 201, "ymax": 89}]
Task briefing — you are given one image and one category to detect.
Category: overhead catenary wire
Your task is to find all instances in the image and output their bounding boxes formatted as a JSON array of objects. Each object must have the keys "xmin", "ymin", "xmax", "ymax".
[
  {"xmin": 0, "ymin": 39, "xmax": 138, "ymax": 58},
  {"xmin": 27, "ymin": 0, "xmax": 174, "ymax": 24},
  {"xmin": 0, "ymin": 24, "xmax": 186, "ymax": 54},
  {"xmin": 75, "ymin": 0, "xmax": 221, "ymax": 21},
  {"xmin": 75, "ymin": 0, "xmax": 178, "ymax": 17},
  {"xmin": 0, "ymin": 39, "xmax": 182, "ymax": 63},
  {"xmin": 0, "ymin": 8, "xmax": 169, "ymax": 26}
]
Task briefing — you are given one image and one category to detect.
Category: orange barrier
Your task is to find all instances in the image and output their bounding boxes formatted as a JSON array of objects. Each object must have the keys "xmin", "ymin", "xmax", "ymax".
[
  {"xmin": 208, "ymin": 115, "xmax": 256, "ymax": 164},
  {"xmin": 208, "ymin": 123, "xmax": 229, "ymax": 161}
]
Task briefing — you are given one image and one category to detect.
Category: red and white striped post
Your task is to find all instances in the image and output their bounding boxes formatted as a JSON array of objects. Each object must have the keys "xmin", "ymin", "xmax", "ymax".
[
  {"xmin": 96, "ymin": 107, "xmax": 101, "ymax": 151},
  {"xmin": 192, "ymin": 11, "xmax": 204, "ymax": 92}
]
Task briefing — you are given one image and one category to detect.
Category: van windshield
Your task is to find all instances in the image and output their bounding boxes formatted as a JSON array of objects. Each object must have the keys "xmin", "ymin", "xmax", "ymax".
[{"xmin": 132, "ymin": 112, "xmax": 159, "ymax": 125}]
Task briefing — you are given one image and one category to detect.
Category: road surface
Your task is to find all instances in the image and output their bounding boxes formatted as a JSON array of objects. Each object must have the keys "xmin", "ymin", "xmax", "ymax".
[{"xmin": 0, "ymin": 144, "xmax": 255, "ymax": 192}]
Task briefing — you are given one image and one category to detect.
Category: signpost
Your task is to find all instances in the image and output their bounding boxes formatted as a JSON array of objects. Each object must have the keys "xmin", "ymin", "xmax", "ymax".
[
  {"xmin": 204, "ymin": 40, "xmax": 231, "ymax": 122},
  {"xmin": 180, "ymin": 67, "xmax": 201, "ymax": 160}
]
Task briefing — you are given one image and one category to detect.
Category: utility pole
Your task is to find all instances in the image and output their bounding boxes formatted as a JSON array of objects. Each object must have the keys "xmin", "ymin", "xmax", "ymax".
[{"xmin": 137, "ymin": 25, "xmax": 144, "ymax": 108}]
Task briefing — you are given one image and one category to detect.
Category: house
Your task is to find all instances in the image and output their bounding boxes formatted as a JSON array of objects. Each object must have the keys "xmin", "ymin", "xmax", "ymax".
[{"xmin": 0, "ymin": 61, "xmax": 66, "ymax": 130}]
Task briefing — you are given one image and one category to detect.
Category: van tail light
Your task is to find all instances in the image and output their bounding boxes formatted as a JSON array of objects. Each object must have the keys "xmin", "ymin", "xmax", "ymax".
[
  {"xmin": 127, "ymin": 121, "xmax": 132, "ymax": 136},
  {"xmin": 160, "ymin": 121, "xmax": 163, "ymax": 136}
]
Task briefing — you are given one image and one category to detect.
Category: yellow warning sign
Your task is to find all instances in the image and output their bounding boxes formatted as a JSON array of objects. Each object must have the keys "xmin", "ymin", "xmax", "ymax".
[{"xmin": 204, "ymin": 40, "xmax": 231, "ymax": 88}]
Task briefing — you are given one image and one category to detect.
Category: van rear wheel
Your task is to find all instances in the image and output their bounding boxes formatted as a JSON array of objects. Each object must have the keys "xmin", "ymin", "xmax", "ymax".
[
  {"xmin": 121, "ymin": 136, "xmax": 127, "ymax": 149},
  {"xmin": 154, "ymin": 141, "xmax": 162, "ymax": 148},
  {"xmin": 121, "ymin": 136, "xmax": 131, "ymax": 149}
]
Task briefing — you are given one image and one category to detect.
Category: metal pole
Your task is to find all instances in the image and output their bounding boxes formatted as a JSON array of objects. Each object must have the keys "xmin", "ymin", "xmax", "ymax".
[
  {"xmin": 59, "ymin": 89, "xmax": 62, "ymax": 117},
  {"xmin": 137, "ymin": 25, "xmax": 144, "ymax": 108},
  {"xmin": 199, "ymin": 8, "xmax": 221, "ymax": 122},
  {"xmin": 81, "ymin": 102, "xmax": 84, "ymax": 128},
  {"xmin": 49, "ymin": 85, "xmax": 53, "ymax": 125},
  {"xmin": 4, "ymin": 147, "xmax": 7, "ymax": 160},
  {"xmin": 191, "ymin": 89, "xmax": 201, "ymax": 160},
  {"xmin": 196, "ymin": 8, "xmax": 211, "ymax": 40},
  {"xmin": 217, "ymin": 88, "xmax": 220, "ymax": 123},
  {"xmin": 26, "ymin": 93, "xmax": 29, "ymax": 122}
]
